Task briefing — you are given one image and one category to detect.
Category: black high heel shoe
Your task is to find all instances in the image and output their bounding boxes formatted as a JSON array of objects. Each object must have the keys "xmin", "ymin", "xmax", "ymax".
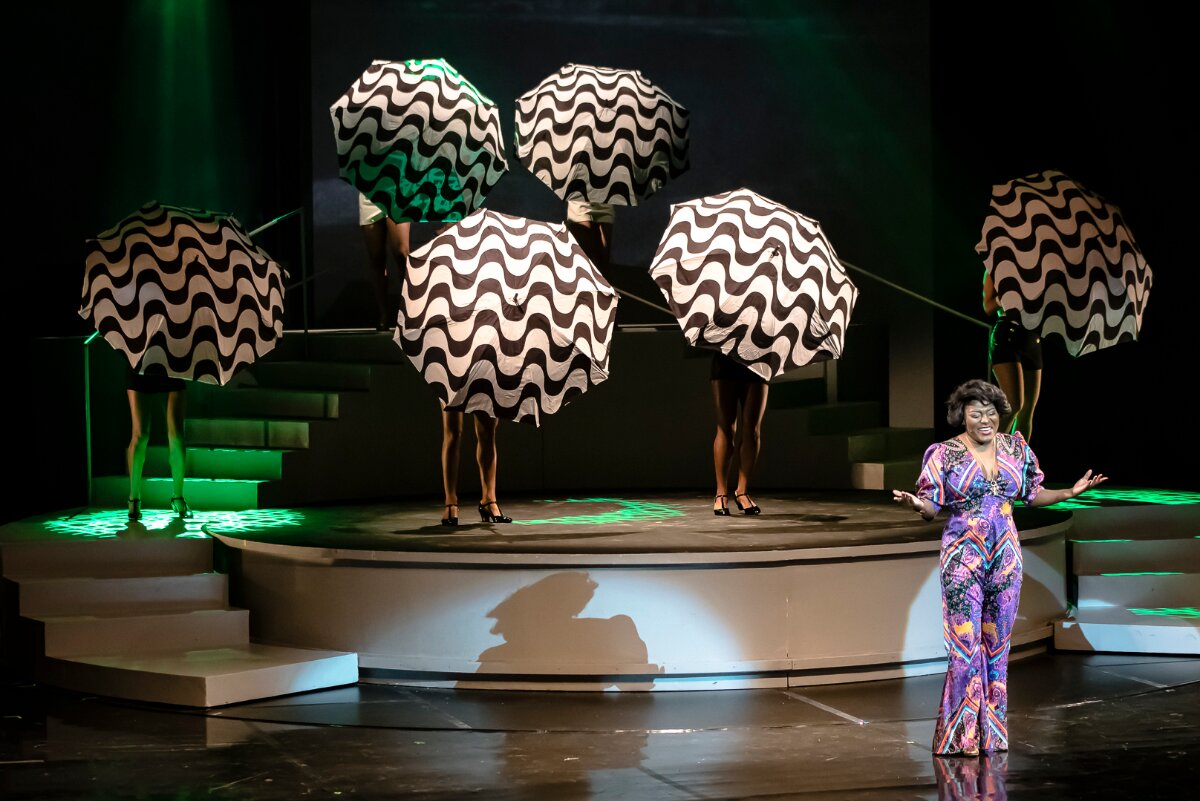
[
  {"xmin": 478, "ymin": 500, "xmax": 512, "ymax": 523},
  {"xmin": 170, "ymin": 496, "xmax": 193, "ymax": 519},
  {"xmin": 734, "ymin": 493, "xmax": 761, "ymax": 515},
  {"xmin": 128, "ymin": 499, "xmax": 141, "ymax": 522},
  {"xmin": 441, "ymin": 504, "xmax": 459, "ymax": 526},
  {"xmin": 713, "ymin": 494, "xmax": 730, "ymax": 516}
]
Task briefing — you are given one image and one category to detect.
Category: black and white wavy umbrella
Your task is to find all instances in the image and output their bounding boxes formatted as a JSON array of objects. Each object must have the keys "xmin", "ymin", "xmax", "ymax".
[
  {"xmin": 514, "ymin": 63, "xmax": 689, "ymax": 206},
  {"xmin": 330, "ymin": 58, "xmax": 508, "ymax": 223},
  {"xmin": 81, "ymin": 201, "xmax": 287, "ymax": 386},
  {"xmin": 976, "ymin": 169, "xmax": 1153, "ymax": 357},
  {"xmin": 649, "ymin": 188, "xmax": 858, "ymax": 381},
  {"xmin": 395, "ymin": 209, "xmax": 618, "ymax": 425}
]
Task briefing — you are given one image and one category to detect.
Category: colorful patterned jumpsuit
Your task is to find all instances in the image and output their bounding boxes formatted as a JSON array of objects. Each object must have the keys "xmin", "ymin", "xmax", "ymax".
[{"xmin": 916, "ymin": 431, "xmax": 1044, "ymax": 755}]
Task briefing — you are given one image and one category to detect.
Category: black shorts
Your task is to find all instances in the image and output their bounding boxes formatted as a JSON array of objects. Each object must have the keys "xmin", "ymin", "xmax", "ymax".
[
  {"xmin": 989, "ymin": 317, "xmax": 1042, "ymax": 370},
  {"xmin": 710, "ymin": 352, "xmax": 769, "ymax": 384},
  {"xmin": 126, "ymin": 364, "xmax": 186, "ymax": 394}
]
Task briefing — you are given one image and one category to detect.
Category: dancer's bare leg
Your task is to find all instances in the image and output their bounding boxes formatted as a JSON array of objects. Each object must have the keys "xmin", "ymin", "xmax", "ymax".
[
  {"xmin": 166, "ymin": 389, "xmax": 187, "ymax": 502},
  {"xmin": 990, "ymin": 361, "xmax": 1022, "ymax": 436},
  {"xmin": 474, "ymin": 414, "xmax": 499, "ymax": 513},
  {"xmin": 126, "ymin": 390, "xmax": 151, "ymax": 507},
  {"xmin": 1014, "ymin": 367, "xmax": 1041, "ymax": 442},
  {"xmin": 441, "ymin": 411, "xmax": 463, "ymax": 520},
  {"xmin": 734, "ymin": 382, "xmax": 769, "ymax": 509},
  {"xmin": 712, "ymin": 379, "xmax": 739, "ymax": 512},
  {"xmin": 361, "ymin": 220, "xmax": 389, "ymax": 328}
]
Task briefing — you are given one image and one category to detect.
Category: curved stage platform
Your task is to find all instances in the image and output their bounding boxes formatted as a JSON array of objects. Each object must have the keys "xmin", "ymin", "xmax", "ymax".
[{"xmin": 210, "ymin": 490, "xmax": 1076, "ymax": 691}]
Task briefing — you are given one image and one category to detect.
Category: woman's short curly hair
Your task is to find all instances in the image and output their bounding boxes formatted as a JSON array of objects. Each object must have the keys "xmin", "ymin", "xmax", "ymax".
[{"xmin": 945, "ymin": 379, "xmax": 1011, "ymax": 426}]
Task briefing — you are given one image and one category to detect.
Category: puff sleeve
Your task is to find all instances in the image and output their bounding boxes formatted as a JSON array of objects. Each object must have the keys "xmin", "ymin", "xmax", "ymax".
[
  {"xmin": 1012, "ymin": 432, "xmax": 1045, "ymax": 503},
  {"xmin": 915, "ymin": 441, "xmax": 947, "ymax": 514}
]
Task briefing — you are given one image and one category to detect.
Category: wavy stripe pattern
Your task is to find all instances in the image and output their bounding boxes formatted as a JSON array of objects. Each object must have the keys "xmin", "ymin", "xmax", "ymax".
[
  {"xmin": 648, "ymin": 188, "xmax": 858, "ymax": 380},
  {"xmin": 81, "ymin": 201, "xmax": 287, "ymax": 385},
  {"xmin": 330, "ymin": 58, "xmax": 508, "ymax": 223},
  {"xmin": 395, "ymin": 209, "xmax": 618, "ymax": 425},
  {"xmin": 514, "ymin": 63, "xmax": 689, "ymax": 205},
  {"xmin": 975, "ymin": 169, "xmax": 1153, "ymax": 357}
]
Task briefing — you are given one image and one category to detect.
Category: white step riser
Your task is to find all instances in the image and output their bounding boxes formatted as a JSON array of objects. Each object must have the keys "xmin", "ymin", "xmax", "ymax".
[
  {"xmin": 1073, "ymin": 540, "xmax": 1200, "ymax": 574},
  {"xmin": 1054, "ymin": 619, "xmax": 1200, "ymax": 655},
  {"xmin": 18, "ymin": 574, "xmax": 228, "ymax": 617},
  {"xmin": 852, "ymin": 461, "xmax": 922, "ymax": 491},
  {"xmin": 1, "ymin": 540, "xmax": 211, "ymax": 580},
  {"xmin": 254, "ymin": 362, "xmax": 373, "ymax": 391},
  {"xmin": 186, "ymin": 419, "xmax": 311, "ymax": 449},
  {"xmin": 205, "ymin": 390, "xmax": 339, "ymax": 420},
  {"xmin": 37, "ymin": 609, "xmax": 249, "ymax": 657},
  {"xmin": 37, "ymin": 650, "xmax": 358, "ymax": 707},
  {"xmin": 1076, "ymin": 574, "xmax": 1199, "ymax": 610}
]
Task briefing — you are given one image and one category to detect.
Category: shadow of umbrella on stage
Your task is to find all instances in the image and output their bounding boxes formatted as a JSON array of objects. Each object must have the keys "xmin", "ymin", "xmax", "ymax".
[
  {"xmin": 394, "ymin": 209, "xmax": 618, "ymax": 426},
  {"xmin": 330, "ymin": 58, "xmax": 508, "ymax": 223},
  {"xmin": 648, "ymin": 188, "xmax": 859, "ymax": 380},
  {"xmin": 976, "ymin": 169, "xmax": 1153, "ymax": 357},
  {"xmin": 514, "ymin": 62, "xmax": 690, "ymax": 207},
  {"xmin": 81, "ymin": 201, "xmax": 287, "ymax": 385}
]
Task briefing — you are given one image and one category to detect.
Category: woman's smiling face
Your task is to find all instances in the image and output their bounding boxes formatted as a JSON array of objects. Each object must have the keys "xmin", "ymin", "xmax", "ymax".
[{"xmin": 963, "ymin": 400, "xmax": 1000, "ymax": 446}]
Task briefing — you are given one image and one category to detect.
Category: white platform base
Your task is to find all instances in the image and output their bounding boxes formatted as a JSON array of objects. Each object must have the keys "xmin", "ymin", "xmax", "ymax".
[
  {"xmin": 1054, "ymin": 608, "xmax": 1200, "ymax": 656},
  {"xmin": 37, "ymin": 644, "xmax": 359, "ymax": 707}
]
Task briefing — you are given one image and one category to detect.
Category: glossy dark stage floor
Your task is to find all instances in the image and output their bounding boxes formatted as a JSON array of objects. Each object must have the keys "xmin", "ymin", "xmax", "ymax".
[{"xmin": 3, "ymin": 651, "xmax": 1198, "ymax": 800}]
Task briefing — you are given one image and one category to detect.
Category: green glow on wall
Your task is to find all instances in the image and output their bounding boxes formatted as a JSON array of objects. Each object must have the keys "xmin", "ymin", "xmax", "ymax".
[
  {"xmin": 1127, "ymin": 607, "xmax": 1200, "ymax": 619},
  {"xmin": 112, "ymin": 0, "xmax": 241, "ymax": 212},
  {"xmin": 515, "ymin": 498, "xmax": 685, "ymax": 526}
]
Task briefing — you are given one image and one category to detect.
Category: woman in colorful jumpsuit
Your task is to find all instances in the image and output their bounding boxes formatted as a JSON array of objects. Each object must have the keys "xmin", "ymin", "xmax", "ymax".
[{"xmin": 892, "ymin": 378, "xmax": 1106, "ymax": 756}]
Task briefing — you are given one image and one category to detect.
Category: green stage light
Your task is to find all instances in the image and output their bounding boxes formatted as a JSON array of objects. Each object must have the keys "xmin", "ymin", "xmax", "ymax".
[
  {"xmin": 41, "ymin": 508, "xmax": 304, "ymax": 539},
  {"xmin": 1045, "ymin": 488, "xmax": 1200, "ymax": 509},
  {"xmin": 1127, "ymin": 607, "xmax": 1200, "ymax": 619}
]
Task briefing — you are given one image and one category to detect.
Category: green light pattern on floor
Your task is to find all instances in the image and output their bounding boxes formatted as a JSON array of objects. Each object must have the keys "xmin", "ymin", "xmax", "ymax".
[
  {"xmin": 43, "ymin": 509, "xmax": 210, "ymax": 538},
  {"xmin": 42, "ymin": 509, "xmax": 304, "ymax": 539},
  {"xmin": 1046, "ymin": 487, "xmax": 1200, "ymax": 509},
  {"xmin": 1128, "ymin": 607, "xmax": 1200, "ymax": 619},
  {"xmin": 515, "ymin": 498, "xmax": 685, "ymax": 526},
  {"xmin": 202, "ymin": 509, "xmax": 305, "ymax": 535},
  {"xmin": 1100, "ymin": 571, "xmax": 1183, "ymax": 577}
]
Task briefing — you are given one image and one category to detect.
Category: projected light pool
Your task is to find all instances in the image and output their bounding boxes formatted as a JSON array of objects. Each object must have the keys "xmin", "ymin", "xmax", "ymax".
[
  {"xmin": 515, "ymin": 498, "xmax": 685, "ymax": 526},
  {"xmin": 41, "ymin": 508, "xmax": 304, "ymax": 539}
]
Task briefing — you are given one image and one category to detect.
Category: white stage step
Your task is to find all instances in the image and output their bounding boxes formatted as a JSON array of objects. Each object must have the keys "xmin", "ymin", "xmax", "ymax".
[
  {"xmin": 1, "ymin": 538, "xmax": 211, "ymax": 579},
  {"xmin": 0, "ymin": 536, "xmax": 359, "ymax": 707},
  {"xmin": 15, "ymin": 573, "xmax": 228, "ymax": 617},
  {"xmin": 1076, "ymin": 572, "xmax": 1198, "ymax": 610},
  {"xmin": 1072, "ymin": 537, "xmax": 1200, "ymax": 574},
  {"xmin": 1054, "ymin": 607, "xmax": 1200, "ymax": 655},
  {"xmin": 38, "ymin": 644, "xmax": 358, "ymax": 707},
  {"xmin": 33, "ymin": 607, "xmax": 250, "ymax": 657}
]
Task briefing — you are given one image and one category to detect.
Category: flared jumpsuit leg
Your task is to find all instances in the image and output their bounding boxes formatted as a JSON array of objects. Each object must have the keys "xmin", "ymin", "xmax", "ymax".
[{"xmin": 933, "ymin": 517, "xmax": 1023, "ymax": 755}]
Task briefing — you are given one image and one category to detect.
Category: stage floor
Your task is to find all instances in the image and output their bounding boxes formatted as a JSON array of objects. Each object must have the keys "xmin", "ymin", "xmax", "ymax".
[
  {"xmin": 4, "ymin": 652, "xmax": 1198, "ymax": 799},
  {"xmin": 4, "ymin": 486, "xmax": 1187, "ymax": 555}
]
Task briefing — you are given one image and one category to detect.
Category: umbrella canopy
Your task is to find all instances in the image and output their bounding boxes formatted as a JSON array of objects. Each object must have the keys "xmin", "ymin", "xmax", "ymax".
[
  {"xmin": 976, "ymin": 169, "xmax": 1153, "ymax": 357},
  {"xmin": 514, "ymin": 63, "xmax": 689, "ymax": 206},
  {"xmin": 330, "ymin": 58, "xmax": 508, "ymax": 223},
  {"xmin": 649, "ymin": 188, "xmax": 858, "ymax": 381},
  {"xmin": 81, "ymin": 201, "xmax": 287, "ymax": 385},
  {"xmin": 395, "ymin": 209, "xmax": 618, "ymax": 425}
]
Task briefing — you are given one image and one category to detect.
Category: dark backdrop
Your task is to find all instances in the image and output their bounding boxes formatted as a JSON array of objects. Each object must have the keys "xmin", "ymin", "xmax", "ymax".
[{"xmin": 8, "ymin": 1, "xmax": 1191, "ymax": 526}]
